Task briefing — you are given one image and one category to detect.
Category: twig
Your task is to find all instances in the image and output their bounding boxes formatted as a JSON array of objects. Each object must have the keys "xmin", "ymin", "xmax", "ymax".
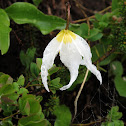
[
  {"xmin": 65, "ymin": 2, "xmax": 71, "ymax": 30},
  {"xmin": 94, "ymin": 48, "xmax": 115, "ymax": 65},
  {"xmin": 73, "ymin": 69, "xmax": 89, "ymax": 121},
  {"xmin": 0, "ymin": 111, "xmax": 19, "ymax": 121},
  {"xmin": 72, "ymin": 6, "xmax": 111, "ymax": 23},
  {"xmin": 71, "ymin": 118, "xmax": 104, "ymax": 126}
]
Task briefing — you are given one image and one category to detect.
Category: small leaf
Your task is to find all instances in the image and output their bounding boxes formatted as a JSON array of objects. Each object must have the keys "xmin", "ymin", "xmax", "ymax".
[
  {"xmin": 110, "ymin": 61, "xmax": 123, "ymax": 76},
  {"xmin": 20, "ymin": 47, "xmax": 36, "ymax": 70},
  {"xmin": 36, "ymin": 58, "xmax": 42, "ymax": 69},
  {"xmin": 88, "ymin": 33, "xmax": 103, "ymax": 41},
  {"xmin": 0, "ymin": 74, "xmax": 13, "ymax": 85},
  {"xmin": 114, "ymin": 76, "xmax": 126, "ymax": 97},
  {"xmin": 17, "ymin": 88, "xmax": 29, "ymax": 95},
  {"xmin": 17, "ymin": 75, "xmax": 25, "ymax": 86},
  {"xmin": 54, "ymin": 105, "xmax": 72, "ymax": 126},
  {"xmin": 30, "ymin": 62, "xmax": 40, "ymax": 77},
  {"xmin": 75, "ymin": 23, "xmax": 89, "ymax": 37},
  {"xmin": 95, "ymin": 13, "xmax": 102, "ymax": 21},
  {"xmin": 99, "ymin": 54, "xmax": 117, "ymax": 66},
  {"xmin": 49, "ymin": 65, "xmax": 60, "ymax": 75}
]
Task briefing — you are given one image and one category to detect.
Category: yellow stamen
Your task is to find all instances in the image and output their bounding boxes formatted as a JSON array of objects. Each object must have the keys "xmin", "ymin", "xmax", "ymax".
[{"xmin": 56, "ymin": 30, "xmax": 76, "ymax": 44}]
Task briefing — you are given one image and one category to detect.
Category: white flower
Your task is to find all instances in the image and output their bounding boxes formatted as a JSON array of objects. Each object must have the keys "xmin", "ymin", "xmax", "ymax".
[{"xmin": 41, "ymin": 30, "xmax": 102, "ymax": 92}]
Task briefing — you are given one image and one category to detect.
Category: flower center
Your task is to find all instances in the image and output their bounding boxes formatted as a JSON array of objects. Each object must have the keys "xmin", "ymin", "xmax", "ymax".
[{"xmin": 56, "ymin": 30, "xmax": 76, "ymax": 44}]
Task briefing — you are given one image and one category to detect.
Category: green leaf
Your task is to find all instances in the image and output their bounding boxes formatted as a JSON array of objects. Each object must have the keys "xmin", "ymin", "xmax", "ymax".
[
  {"xmin": 17, "ymin": 88, "xmax": 29, "ymax": 95},
  {"xmin": 95, "ymin": 13, "xmax": 102, "ymax": 21},
  {"xmin": 19, "ymin": 94, "xmax": 42, "ymax": 116},
  {"xmin": 110, "ymin": 61, "xmax": 123, "ymax": 76},
  {"xmin": 112, "ymin": 0, "xmax": 119, "ymax": 11},
  {"xmin": 17, "ymin": 75, "xmax": 25, "ymax": 86},
  {"xmin": 18, "ymin": 113, "xmax": 50, "ymax": 126},
  {"xmin": 36, "ymin": 58, "xmax": 42, "ymax": 70},
  {"xmin": 99, "ymin": 54, "xmax": 117, "ymax": 66},
  {"xmin": 107, "ymin": 106, "xmax": 123, "ymax": 120},
  {"xmin": 0, "ymin": 9, "xmax": 11, "ymax": 55},
  {"xmin": 30, "ymin": 62, "xmax": 40, "ymax": 77},
  {"xmin": 1, "ymin": 121, "xmax": 13, "ymax": 126},
  {"xmin": 114, "ymin": 76, "xmax": 126, "ymax": 97},
  {"xmin": 48, "ymin": 65, "xmax": 60, "ymax": 75},
  {"xmin": 74, "ymin": 23, "xmax": 89, "ymax": 37},
  {"xmin": 89, "ymin": 33, "xmax": 103, "ymax": 41},
  {"xmin": 54, "ymin": 105, "xmax": 72, "ymax": 126},
  {"xmin": 50, "ymin": 77, "xmax": 62, "ymax": 89},
  {"xmin": 0, "ymin": 84, "xmax": 16, "ymax": 96},
  {"xmin": 20, "ymin": 47, "xmax": 36, "ymax": 69},
  {"xmin": 0, "ymin": 74, "xmax": 13, "ymax": 86},
  {"xmin": 33, "ymin": 0, "xmax": 42, "ymax": 7},
  {"xmin": 5, "ymin": 2, "xmax": 66, "ymax": 35}
]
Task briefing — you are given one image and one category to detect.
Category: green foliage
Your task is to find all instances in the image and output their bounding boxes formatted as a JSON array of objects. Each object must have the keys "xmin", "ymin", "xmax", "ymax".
[
  {"xmin": 110, "ymin": 61, "xmax": 126, "ymax": 97},
  {"xmin": 54, "ymin": 105, "xmax": 72, "ymax": 126},
  {"xmin": 75, "ymin": 23, "xmax": 103, "ymax": 41},
  {"xmin": 5, "ymin": 2, "xmax": 77, "ymax": 35},
  {"xmin": 102, "ymin": 106, "xmax": 124, "ymax": 126},
  {"xmin": 112, "ymin": 0, "xmax": 119, "ymax": 11},
  {"xmin": 0, "ymin": 9, "xmax": 11, "ymax": 55},
  {"xmin": 20, "ymin": 47, "xmax": 36, "ymax": 70},
  {"xmin": 44, "ymin": 95, "xmax": 60, "ymax": 117}
]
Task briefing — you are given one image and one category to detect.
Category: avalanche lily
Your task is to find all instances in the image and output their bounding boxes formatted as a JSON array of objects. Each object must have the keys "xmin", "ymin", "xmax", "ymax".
[{"xmin": 41, "ymin": 30, "xmax": 102, "ymax": 92}]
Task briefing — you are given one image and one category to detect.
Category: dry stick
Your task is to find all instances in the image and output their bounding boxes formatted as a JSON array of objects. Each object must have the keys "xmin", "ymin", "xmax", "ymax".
[
  {"xmin": 65, "ymin": 2, "xmax": 71, "ymax": 30},
  {"xmin": 72, "ymin": 6, "xmax": 111, "ymax": 23},
  {"xmin": 73, "ymin": 4, "xmax": 91, "ymax": 121},
  {"xmin": 73, "ymin": 69, "xmax": 89, "ymax": 121}
]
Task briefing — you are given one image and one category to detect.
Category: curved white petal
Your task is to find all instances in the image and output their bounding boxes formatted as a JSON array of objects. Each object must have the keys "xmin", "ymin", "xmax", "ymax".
[
  {"xmin": 73, "ymin": 34, "xmax": 102, "ymax": 84},
  {"xmin": 41, "ymin": 37, "xmax": 61, "ymax": 92},
  {"xmin": 59, "ymin": 42, "xmax": 82, "ymax": 91}
]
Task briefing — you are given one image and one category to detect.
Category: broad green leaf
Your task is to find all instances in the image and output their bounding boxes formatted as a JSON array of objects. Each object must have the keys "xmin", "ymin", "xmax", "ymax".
[
  {"xmin": 36, "ymin": 58, "xmax": 42, "ymax": 69},
  {"xmin": 110, "ymin": 61, "xmax": 123, "ymax": 76},
  {"xmin": 5, "ymin": 2, "xmax": 66, "ymax": 35},
  {"xmin": 30, "ymin": 62, "xmax": 40, "ymax": 77},
  {"xmin": 0, "ymin": 9, "xmax": 11, "ymax": 55},
  {"xmin": 19, "ymin": 94, "xmax": 41, "ymax": 116},
  {"xmin": 0, "ymin": 74, "xmax": 13, "ymax": 85},
  {"xmin": 33, "ymin": 0, "xmax": 42, "ymax": 6},
  {"xmin": 0, "ymin": 84, "xmax": 15, "ymax": 96},
  {"xmin": 17, "ymin": 75, "xmax": 25, "ymax": 86},
  {"xmin": 18, "ymin": 113, "xmax": 49, "ymax": 126},
  {"xmin": 54, "ymin": 105, "xmax": 72, "ymax": 126},
  {"xmin": 114, "ymin": 76, "xmax": 126, "ymax": 97}
]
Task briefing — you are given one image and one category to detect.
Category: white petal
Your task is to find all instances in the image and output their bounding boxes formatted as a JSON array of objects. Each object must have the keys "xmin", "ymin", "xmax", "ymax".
[
  {"xmin": 73, "ymin": 34, "xmax": 102, "ymax": 84},
  {"xmin": 41, "ymin": 37, "xmax": 61, "ymax": 92},
  {"xmin": 59, "ymin": 42, "xmax": 82, "ymax": 90}
]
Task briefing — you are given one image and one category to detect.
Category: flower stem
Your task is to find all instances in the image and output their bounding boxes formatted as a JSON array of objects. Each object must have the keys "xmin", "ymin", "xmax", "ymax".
[{"xmin": 65, "ymin": 2, "xmax": 71, "ymax": 30}]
